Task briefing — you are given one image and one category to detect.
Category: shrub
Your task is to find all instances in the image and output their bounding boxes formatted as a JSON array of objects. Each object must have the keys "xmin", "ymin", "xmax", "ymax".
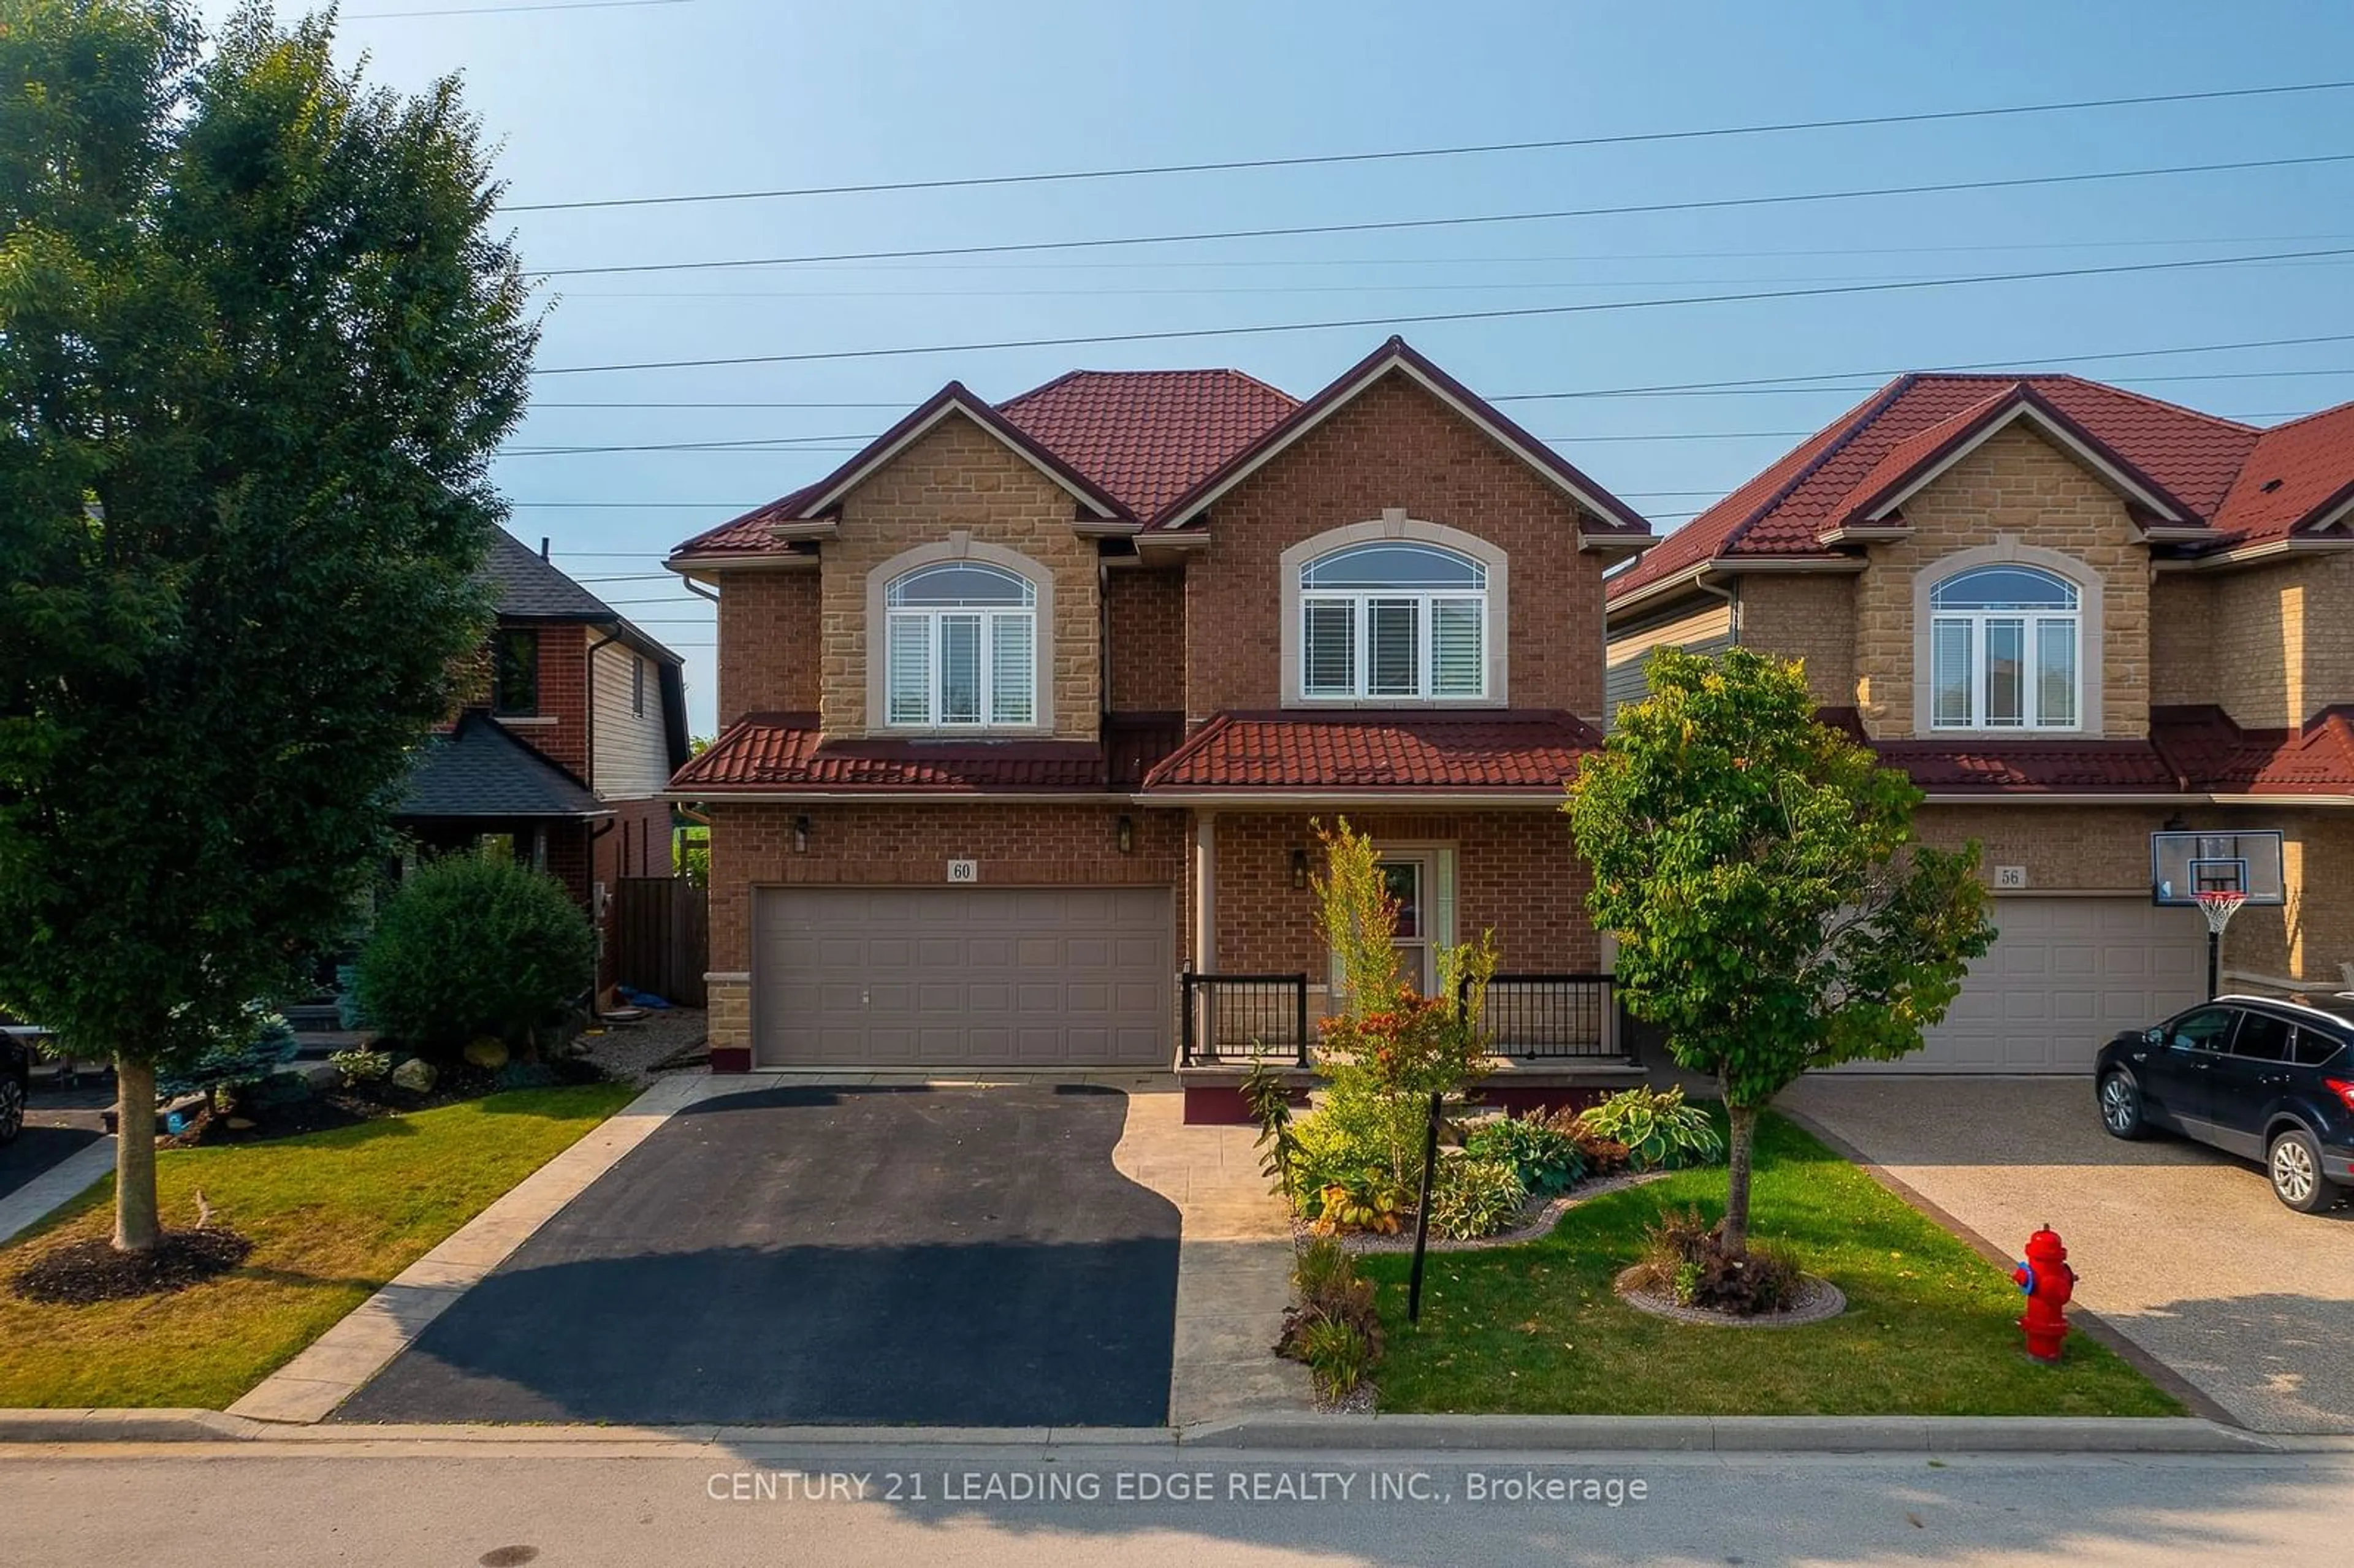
[
  {"xmin": 1576, "ymin": 1085, "xmax": 1724, "ymax": 1171},
  {"xmin": 1314, "ymin": 1173, "xmax": 1408, "ymax": 1235},
  {"xmin": 1241, "ymin": 1060, "xmax": 1301, "ymax": 1199},
  {"xmin": 354, "ymin": 853, "xmax": 596, "ymax": 1061},
  {"xmin": 156, "ymin": 1008, "xmax": 299, "ymax": 1113},
  {"xmin": 1290, "ymin": 1080, "xmax": 1430, "ymax": 1213},
  {"xmin": 1427, "ymin": 1155, "xmax": 1529, "ymax": 1241},
  {"xmin": 1280, "ymin": 1239, "xmax": 1384, "ymax": 1399},
  {"xmin": 1631, "ymin": 1205, "xmax": 1804, "ymax": 1316},
  {"xmin": 330, "ymin": 1047, "xmax": 393, "ymax": 1084},
  {"xmin": 1463, "ymin": 1111, "xmax": 1587, "ymax": 1197},
  {"xmin": 1298, "ymin": 1316, "xmax": 1375, "ymax": 1402}
]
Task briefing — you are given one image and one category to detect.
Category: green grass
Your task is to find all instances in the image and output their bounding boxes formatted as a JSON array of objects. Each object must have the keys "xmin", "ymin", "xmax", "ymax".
[
  {"xmin": 1360, "ymin": 1113, "xmax": 2179, "ymax": 1417},
  {"xmin": 0, "ymin": 1083, "xmax": 635, "ymax": 1409}
]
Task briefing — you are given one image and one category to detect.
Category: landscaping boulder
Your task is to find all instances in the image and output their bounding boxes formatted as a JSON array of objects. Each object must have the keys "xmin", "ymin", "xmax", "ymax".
[
  {"xmin": 462, "ymin": 1035, "xmax": 510, "ymax": 1071},
  {"xmin": 389, "ymin": 1057, "xmax": 438, "ymax": 1094},
  {"xmin": 292, "ymin": 1060, "xmax": 345, "ymax": 1091}
]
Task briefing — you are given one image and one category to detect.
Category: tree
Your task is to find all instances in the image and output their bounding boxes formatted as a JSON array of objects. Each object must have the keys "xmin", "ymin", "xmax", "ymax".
[
  {"xmin": 1566, "ymin": 648, "xmax": 1994, "ymax": 1253},
  {"xmin": 0, "ymin": 2, "xmax": 535, "ymax": 1252}
]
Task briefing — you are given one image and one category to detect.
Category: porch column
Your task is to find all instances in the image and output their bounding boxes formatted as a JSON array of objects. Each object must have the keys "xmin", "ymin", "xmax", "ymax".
[{"xmin": 1192, "ymin": 811, "xmax": 1217, "ymax": 973}]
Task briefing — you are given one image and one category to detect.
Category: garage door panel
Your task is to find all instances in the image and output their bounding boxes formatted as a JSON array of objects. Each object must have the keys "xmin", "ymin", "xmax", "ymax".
[
  {"xmin": 753, "ymin": 886, "xmax": 1171, "ymax": 1067},
  {"xmin": 1859, "ymin": 895, "xmax": 2205, "ymax": 1074}
]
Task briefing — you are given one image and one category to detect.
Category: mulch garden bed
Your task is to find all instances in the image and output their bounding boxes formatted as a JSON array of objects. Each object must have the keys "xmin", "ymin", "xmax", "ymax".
[
  {"xmin": 1613, "ymin": 1267, "xmax": 1848, "ymax": 1330},
  {"xmin": 12, "ymin": 1226, "xmax": 254, "ymax": 1305},
  {"xmin": 1293, "ymin": 1169, "xmax": 1673, "ymax": 1255}
]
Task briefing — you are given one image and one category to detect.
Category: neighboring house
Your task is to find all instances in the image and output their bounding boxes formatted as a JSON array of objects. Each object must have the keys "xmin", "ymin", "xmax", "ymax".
[
  {"xmin": 665, "ymin": 337, "xmax": 1655, "ymax": 1074},
  {"xmin": 397, "ymin": 528, "xmax": 692, "ymax": 943},
  {"xmin": 1605, "ymin": 376, "xmax": 2354, "ymax": 1072}
]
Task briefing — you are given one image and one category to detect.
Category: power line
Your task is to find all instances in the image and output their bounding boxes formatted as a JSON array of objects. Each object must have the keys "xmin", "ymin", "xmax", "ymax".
[
  {"xmin": 503, "ymin": 80, "xmax": 2354, "ymax": 213},
  {"xmin": 346, "ymin": 0, "xmax": 687, "ymax": 18},
  {"xmin": 531, "ymin": 244, "xmax": 2354, "ymax": 375},
  {"xmin": 530, "ymin": 151, "xmax": 2354, "ymax": 278}
]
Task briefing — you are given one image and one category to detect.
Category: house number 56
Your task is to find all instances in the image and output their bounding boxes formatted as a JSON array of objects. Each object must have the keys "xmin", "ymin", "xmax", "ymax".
[{"xmin": 947, "ymin": 859, "xmax": 979, "ymax": 883}]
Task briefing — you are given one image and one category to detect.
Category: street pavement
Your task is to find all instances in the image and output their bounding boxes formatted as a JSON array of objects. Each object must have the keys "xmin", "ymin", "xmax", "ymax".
[
  {"xmin": 1786, "ymin": 1075, "xmax": 2354, "ymax": 1433},
  {"xmin": 4, "ymin": 1439, "xmax": 2348, "ymax": 1566}
]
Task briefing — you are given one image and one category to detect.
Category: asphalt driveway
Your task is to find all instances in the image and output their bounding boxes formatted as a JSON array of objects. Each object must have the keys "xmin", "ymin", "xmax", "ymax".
[
  {"xmin": 335, "ymin": 1082, "xmax": 1181, "ymax": 1427},
  {"xmin": 1785, "ymin": 1075, "xmax": 2354, "ymax": 1434}
]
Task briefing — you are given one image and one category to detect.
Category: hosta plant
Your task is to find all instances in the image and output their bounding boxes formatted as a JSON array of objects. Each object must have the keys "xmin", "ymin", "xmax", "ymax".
[
  {"xmin": 1426, "ymin": 1155, "xmax": 1529, "ymax": 1241},
  {"xmin": 1463, "ymin": 1111, "xmax": 1587, "ymax": 1196},
  {"xmin": 1575, "ymin": 1085, "xmax": 1724, "ymax": 1171}
]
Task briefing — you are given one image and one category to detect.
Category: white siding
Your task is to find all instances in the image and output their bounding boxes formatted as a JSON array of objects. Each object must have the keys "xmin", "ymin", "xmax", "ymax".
[
  {"xmin": 1605, "ymin": 602, "xmax": 1734, "ymax": 728},
  {"xmin": 592, "ymin": 641, "xmax": 671, "ymax": 799}
]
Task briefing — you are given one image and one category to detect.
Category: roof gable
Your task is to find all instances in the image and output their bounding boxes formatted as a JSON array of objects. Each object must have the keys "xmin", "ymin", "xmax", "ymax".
[
  {"xmin": 1151, "ymin": 337, "xmax": 1653, "ymax": 538},
  {"xmin": 788, "ymin": 384, "xmax": 1133, "ymax": 525},
  {"xmin": 483, "ymin": 527, "xmax": 617, "ymax": 619},
  {"xmin": 2212, "ymin": 401, "xmax": 2354, "ymax": 546},
  {"xmin": 996, "ymin": 368, "xmax": 1297, "ymax": 524}
]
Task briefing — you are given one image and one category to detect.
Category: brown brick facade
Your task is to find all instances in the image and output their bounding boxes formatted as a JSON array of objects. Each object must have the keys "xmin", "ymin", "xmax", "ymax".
[
  {"xmin": 816, "ymin": 414, "xmax": 1102, "ymax": 739},
  {"xmin": 1104, "ymin": 566, "xmax": 1187, "ymax": 712},
  {"xmin": 715, "ymin": 569, "xmax": 820, "ymax": 726},
  {"xmin": 1203, "ymin": 810, "xmax": 1598, "ymax": 976},
  {"xmin": 1854, "ymin": 423, "xmax": 2150, "ymax": 740},
  {"xmin": 1183, "ymin": 373, "xmax": 1610, "ymax": 725},
  {"xmin": 1736, "ymin": 574, "xmax": 1857, "ymax": 707}
]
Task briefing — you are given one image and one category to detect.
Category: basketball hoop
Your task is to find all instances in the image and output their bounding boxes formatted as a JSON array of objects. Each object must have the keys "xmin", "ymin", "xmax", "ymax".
[{"xmin": 2196, "ymin": 889, "xmax": 2248, "ymax": 937}]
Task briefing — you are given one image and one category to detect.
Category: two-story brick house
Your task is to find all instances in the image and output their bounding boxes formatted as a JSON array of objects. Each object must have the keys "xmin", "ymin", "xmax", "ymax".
[
  {"xmin": 397, "ymin": 527, "xmax": 691, "ymax": 938},
  {"xmin": 666, "ymin": 338, "xmax": 1654, "ymax": 1073},
  {"xmin": 1606, "ymin": 376, "xmax": 2354, "ymax": 1072}
]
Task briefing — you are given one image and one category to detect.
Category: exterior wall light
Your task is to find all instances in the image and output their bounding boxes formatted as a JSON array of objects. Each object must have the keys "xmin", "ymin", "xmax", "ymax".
[
  {"xmin": 1290, "ymin": 848, "xmax": 1309, "ymax": 889},
  {"xmin": 793, "ymin": 814, "xmax": 811, "ymax": 854},
  {"xmin": 1116, "ymin": 813, "xmax": 1135, "ymax": 856}
]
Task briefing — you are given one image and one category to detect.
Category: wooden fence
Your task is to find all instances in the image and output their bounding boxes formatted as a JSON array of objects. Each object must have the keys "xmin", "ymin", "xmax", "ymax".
[{"xmin": 611, "ymin": 876, "xmax": 709, "ymax": 1008}]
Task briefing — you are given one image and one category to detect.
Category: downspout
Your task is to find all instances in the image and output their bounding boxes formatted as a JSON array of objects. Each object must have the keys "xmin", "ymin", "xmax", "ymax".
[{"xmin": 1693, "ymin": 567, "xmax": 1740, "ymax": 643}]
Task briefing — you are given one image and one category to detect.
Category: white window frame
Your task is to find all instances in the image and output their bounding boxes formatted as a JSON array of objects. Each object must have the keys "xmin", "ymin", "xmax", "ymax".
[
  {"xmin": 1280, "ymin": 515, "xmax": 1509, "ymax": 708},
  {"xmin": 1909, "ymin": 542, "xmax": 2103, "ymax": 738},
  {"xmin": 883, "ymin": 563, "xmax": 1037, "ymax": 730},
  {"xmin": 864, "ymin": 538, "xmax": 1056, "ymax": 735},
  {"xmin": 1925, "ymin": 566, "xmax": 2082, "ymax": 733}
]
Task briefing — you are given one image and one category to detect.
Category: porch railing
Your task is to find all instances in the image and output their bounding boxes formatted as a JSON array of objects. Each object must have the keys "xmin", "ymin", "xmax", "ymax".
[
  {"xmin": 1178, "ymin": 972, "xmax": 1310, "ymax": 1067},
  {"xmin": 1463, "ymin": 972, "xmax": 1620, "ymax": 1059}
]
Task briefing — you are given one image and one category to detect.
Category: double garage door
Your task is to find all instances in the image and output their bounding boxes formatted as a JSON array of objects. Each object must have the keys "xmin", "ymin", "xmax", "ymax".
[
  {"xmin": 1872, "ymin": 895, "xmax": 2207, "ymax": 1074},
  {"xmin": 752, "ymin": 886, "xmax": 1172, "ymax": 1067}
]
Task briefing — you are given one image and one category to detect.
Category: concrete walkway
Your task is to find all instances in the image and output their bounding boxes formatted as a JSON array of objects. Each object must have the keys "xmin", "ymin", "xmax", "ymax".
[
  {"xmin": 1113, "ymin": 1089, "xmax": 1313, "ymax": 1426},
  {"xmin": 229, "ymin": 1073, "xmax": 726, "ymax": 1424},
  {"xmin": 1786, "ymin": 1075, "xmax": 2354, "ymax": 1435},
  {"xmin": 0, "ymin": 1136, "xmax": 116, "ymax": 1247}
]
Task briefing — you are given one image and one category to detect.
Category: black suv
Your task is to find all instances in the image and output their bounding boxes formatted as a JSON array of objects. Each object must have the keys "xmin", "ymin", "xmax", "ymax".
[{"xmin": 2096, "ymin": 995, "xmax": 2354, "ymax": 1212}]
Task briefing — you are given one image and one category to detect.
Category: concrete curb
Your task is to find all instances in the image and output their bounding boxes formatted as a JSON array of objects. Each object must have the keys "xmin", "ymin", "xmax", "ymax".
[
  {"xmin": 0, "ymin": 1136, "xmax": 118, "ymax": 1247},
  {"xmin": 0, "ymin": 1411, "xmax": 2318, "ymax": 1453},
  {"xmin": 1181, "ymin": 1414, "xmax": 2286, "ymax": 1453}
]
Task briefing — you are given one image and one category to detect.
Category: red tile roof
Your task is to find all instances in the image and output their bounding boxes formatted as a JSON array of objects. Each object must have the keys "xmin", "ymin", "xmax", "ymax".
[
  {"xmin": 1810, "ymin": 704, "xmax": 2354, "ymax": 797},
  {"xmin": 1141, "ymin": 710, "xmax": 1602, "ymax": 793},
  {"xmin": 669, "ymin": 339, "xmax": 1655, "ymax": 562},
  {"xmin": 1609, "ymin": 373, "xmax": 2322, "ymax": 603},
  {"xmin": 996, "ymin": 369, "xmax": 1298, "ymax": 525},
  {"xmin": 672, "ymin": 712, "xmax": 1184, "ymax": 794}
]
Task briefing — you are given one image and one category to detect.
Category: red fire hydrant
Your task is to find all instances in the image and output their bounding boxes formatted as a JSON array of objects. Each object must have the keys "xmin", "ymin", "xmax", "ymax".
[{"xmin": 2011, "ymin": 1225, "xmax": 2078, "ymax": 1363}]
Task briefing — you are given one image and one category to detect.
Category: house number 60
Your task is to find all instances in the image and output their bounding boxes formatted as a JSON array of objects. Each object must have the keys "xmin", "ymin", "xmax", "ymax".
[{"xmin": 947, "ymin": 859, "xmax": 978, "ymax": 883}]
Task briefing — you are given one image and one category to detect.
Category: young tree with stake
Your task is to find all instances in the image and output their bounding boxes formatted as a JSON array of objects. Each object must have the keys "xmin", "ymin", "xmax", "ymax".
[
  {"xmin": 1566, "ymin": 648, "xmax": 1994, "ymax": 1254},
  {"xmin": 0, "ymin": 2, "xmax": 535, "ymax": 1252}
]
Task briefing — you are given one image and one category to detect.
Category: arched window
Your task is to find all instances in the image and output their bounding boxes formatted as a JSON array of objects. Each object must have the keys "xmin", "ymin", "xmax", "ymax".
[
  {"xmin": 1298, "ymin": 541, "xmax": 1488, "ymax": 699},
  {"xmin": 1927, "ymin": 565, "xmax": 2080, "ymax": 729},
  {"xmin": 883, "ymin": 561, "xmax": 1037, "ymax": 726}
]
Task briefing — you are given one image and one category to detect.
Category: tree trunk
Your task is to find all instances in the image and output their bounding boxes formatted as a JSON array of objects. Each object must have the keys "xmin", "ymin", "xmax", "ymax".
[
  {"xmin": 113, "ymin": 1056, "xmax": 160, "ymax": 1254},
  {"xmin": 1721, "ymin": 1099, "xmax": 1759, "ymax": 1258}
]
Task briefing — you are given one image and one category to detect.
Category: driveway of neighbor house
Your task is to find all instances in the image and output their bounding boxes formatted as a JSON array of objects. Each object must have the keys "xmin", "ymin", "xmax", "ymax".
[
  {"xmin": 332, "ymin": 1082, "xmax": 1183, "ymax": 1428},
  {"xmin": 1784, "ymin": 1075, "xmax": 2354, "ymax": 1435}
]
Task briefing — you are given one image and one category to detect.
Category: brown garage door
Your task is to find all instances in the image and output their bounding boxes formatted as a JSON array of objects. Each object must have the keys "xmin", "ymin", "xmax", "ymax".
[
  {"xmin": 752, "ymin": 886, "xmax": 1173, "ymax": 1067},
  {"xmin": 1857, "ymin": 895, "xmax": 2207, "ymax": 1074}
]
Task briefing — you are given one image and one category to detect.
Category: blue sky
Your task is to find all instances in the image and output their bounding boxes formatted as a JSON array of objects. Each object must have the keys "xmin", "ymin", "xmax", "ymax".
[{"xmin": 207, "ymin": 1, "xmax": 2354, "ymax": 734}]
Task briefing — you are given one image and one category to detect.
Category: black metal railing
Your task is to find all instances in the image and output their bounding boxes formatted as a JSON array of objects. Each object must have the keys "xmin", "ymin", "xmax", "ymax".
[
  {"xmin": 1179, "ymin": 972, "xmax": 1310, "ymax": 1067},
  {"xmin": 1462, "ymin": 972, "xmax": 1619, "ymax": 1059}
]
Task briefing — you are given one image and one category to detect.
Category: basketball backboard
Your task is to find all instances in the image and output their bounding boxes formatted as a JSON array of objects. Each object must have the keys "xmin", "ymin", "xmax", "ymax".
[{"xmin": 2151, "ymin": 830, "xmax": 2286, "ymax": 906}]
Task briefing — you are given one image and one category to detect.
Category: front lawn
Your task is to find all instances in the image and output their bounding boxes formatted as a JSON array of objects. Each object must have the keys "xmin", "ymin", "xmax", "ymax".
[
  {"xmin": 0, "ymin": 1082, "xmax": 634, "ymax": 1409},
  {"xmin": 1360, "ymin": 1111, "xmax": 2178, "ymax": 1417}
]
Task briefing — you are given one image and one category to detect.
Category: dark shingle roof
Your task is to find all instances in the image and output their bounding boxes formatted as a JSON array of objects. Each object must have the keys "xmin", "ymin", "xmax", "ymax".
[
  {"xmin": 482, "ymin": 528, "xmax": 617, "ymax": 620},
  {"xmin": 395, "ymin": 712, "xmax": 608, "ymax": 819}
]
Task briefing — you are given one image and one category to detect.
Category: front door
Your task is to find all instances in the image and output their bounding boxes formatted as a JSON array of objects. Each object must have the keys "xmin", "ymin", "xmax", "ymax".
[{"xmin": 1378, "ymin": 856, "xmax": 1433, "ymax": 996}]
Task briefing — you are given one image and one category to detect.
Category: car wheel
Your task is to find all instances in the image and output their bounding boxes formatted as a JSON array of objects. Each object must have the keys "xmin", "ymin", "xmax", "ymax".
[
  {"xmin": 0, "ymin": 1075, "xmax": 22, "ymax": 1145},
  {"xmin": 2098, "ymin": 1071, "xmax": 2146, "ymax": 1140},
  {"xmin": 2268, "ymin": 1128, "xmax": 2342, "ymax": 1214}
]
